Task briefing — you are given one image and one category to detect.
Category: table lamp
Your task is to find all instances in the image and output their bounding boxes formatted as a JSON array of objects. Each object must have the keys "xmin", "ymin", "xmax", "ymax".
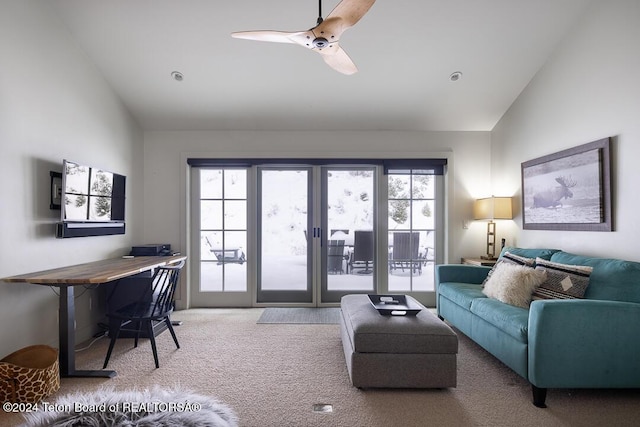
[{"xmin": 474, "ymin": 196, "xmax": 513, "ymax": 259}]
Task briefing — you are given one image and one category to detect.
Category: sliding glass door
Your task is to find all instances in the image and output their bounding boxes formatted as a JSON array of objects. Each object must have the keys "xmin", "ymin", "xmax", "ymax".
[
  {"xmin": 189, "ymin": 159, "xmax": 444, "ymax": 308},
  {"xmin": 257, "ymin": 167, "xmax": 312, "ymax": 303},
  {"xmin": 321, "ymin": 167, "xmax": 376, "ymax": 303},
  {"xmin": 256, "ymin": 166, "xmax": 376, "ymax": 304}
]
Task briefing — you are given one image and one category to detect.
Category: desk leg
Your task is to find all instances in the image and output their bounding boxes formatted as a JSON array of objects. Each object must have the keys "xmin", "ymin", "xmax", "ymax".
[{"xmin": 59, "ymin": 285, "xmax": 117, "ymax": 378}]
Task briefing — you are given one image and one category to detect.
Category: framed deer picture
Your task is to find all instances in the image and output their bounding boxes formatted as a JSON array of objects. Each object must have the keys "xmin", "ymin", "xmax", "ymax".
[{"xmin": 521, "ymin": 137, "xmax": 612, "ymax": 231}]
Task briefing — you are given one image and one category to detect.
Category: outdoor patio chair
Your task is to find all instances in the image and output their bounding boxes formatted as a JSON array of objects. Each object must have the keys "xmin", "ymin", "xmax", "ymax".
[
  {"xmin": 349, "ymin": 230, "xmax": 374, "ymax": 274},
  {"xmin": 389, "ymin": 232, "xmax": 422, "ymax": 275},
  {"xmin": 327, "ymin": 239, "xmax": 346, "ymax": 274}
]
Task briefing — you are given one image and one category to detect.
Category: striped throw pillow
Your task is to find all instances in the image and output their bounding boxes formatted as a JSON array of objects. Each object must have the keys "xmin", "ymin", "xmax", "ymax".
[{"xmin": 533, "ymin": 258, "xmax": 593, "ymax": 300}]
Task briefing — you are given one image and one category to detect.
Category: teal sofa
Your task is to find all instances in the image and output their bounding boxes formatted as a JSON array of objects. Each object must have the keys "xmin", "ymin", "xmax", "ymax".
[{"xmin": 436, "ymin": 247, "xmax": 640, "ymax": 407}]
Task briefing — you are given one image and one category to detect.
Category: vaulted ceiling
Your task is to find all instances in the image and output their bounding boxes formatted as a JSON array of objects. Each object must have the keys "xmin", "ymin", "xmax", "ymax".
[{"xmin": 46, "ymin": 0, "xmax": 589, "ymax": 131}]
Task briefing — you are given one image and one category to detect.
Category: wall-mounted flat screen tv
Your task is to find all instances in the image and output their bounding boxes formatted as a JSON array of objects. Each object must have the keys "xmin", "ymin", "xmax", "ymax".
[{"xmin": 56, "ymin": 159, "xmax": 126, "ymax": 238}]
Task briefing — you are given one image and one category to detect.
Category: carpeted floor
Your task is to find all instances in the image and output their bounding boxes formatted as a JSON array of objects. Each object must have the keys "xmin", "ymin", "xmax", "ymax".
[
  {"xmin": 257, "ymin": 307, "xmax": 341, "ymax": 324},
  {"xmin": 4, "ymin": 308, "xmax": 640, "ymax": 427}
]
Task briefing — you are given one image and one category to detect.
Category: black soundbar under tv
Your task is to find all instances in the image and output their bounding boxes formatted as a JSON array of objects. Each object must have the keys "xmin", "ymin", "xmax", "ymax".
[{"xmin": 55, "ymin": 222, "xmax": 126, "ymax": 238}]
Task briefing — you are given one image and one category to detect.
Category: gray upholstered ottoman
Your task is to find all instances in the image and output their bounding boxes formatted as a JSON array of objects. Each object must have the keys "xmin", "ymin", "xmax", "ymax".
[{"xmin": 340, "ymin": 294, "xmax": 458, "ymax": 388}]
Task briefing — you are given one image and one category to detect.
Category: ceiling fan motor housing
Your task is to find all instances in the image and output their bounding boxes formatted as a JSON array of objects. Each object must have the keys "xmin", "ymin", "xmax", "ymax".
[{"xmin": 313, "ymin": 37, "xmax": 330, "ymax": 48}]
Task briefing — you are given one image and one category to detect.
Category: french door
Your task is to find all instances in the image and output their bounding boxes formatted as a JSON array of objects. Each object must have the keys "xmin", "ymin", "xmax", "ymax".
[
  {"xmin": 189, "ymin": 160, "xmax": 443, "ymax": 308},
  {"xmin": 256, "ymin": 166, "xmax": 375, "ymax": 304},
  {"xmin": 192, "ymin": 168, "xmax": 251, "ymax": 307}
]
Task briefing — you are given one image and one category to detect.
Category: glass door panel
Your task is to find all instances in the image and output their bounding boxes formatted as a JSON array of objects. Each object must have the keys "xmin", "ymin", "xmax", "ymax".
[
  {"xmin": 388, "ymin": 171, "xmax": 436, "ymax": 293},
  {"xmin": 257, "ymin": 168, "xmax": 312, "ymax": 303},
  {"xmin": 192, "ymin": 168, "xmax": 250, "ymax": 307},
  {"xmin": 322, "ymin": 167, "xmax": 376, "ymax": 303}
]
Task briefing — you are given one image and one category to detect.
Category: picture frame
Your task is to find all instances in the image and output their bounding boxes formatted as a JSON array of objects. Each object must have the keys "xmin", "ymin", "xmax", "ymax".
[{"xmin": 521, "ymin": 137, "xmax": 612, "ymax": 231}]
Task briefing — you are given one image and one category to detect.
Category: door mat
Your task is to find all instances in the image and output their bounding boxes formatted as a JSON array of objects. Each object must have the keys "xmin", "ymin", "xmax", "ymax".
[{"xmin": 257, "ymin": 307, "xmax": 341, "ymax": 324}]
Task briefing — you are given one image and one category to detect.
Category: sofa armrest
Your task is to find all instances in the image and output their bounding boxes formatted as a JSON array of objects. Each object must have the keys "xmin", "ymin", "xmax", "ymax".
[
  {"xmin": 435, "ymin": 264, "xmax": 491, "ymax": 286},
  {"xmin": 528, "ymin": 299, "xmax": 640, "ymax": 388}
]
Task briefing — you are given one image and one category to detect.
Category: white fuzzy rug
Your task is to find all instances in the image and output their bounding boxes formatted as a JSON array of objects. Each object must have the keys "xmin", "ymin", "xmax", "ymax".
[{"xmin": 21, "ymin": 386, "xmax": 237, "ymax": 427}]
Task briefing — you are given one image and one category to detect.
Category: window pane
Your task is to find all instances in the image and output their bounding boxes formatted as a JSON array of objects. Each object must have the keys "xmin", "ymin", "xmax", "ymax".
[
  {"xmin": 325, "ymin": 169, "xmax": 375, "ymax": 293},
  {"xmin": 222, "ymin": 262, "xmax": 247, "ymax": 292},
  {"xmin": 412, "ymin": 200, "xmax": 435, "ymax": 229},
  {"xmin": 201, "ymin": 231, "xmax": 222, "ymax": 261},
  {"xmin": 224, "ymin": 200, "xmax": 246, "ymax": 229},
  {"xmin": 260, "ymin": 170, "xmax": 308, "ymax": 291},
  {"xmin": 201, "ymin": 200, "xmax": 222, "ymax": 229},
  {"xmin": 200, "ymin": 262, "xmax": 223, "ymax": 291},
  {"xmin": 388, "ymin": 200, "xmax": 411, "ymax": 229},
  {"xmin": 388, "ymin": 175, "xmax": 410, "ymax": 199},
  {"xmin": 412, "ymin": 175, "xmax": 434, "ymax": 199},
  {"xmin": 201, "ymin": 169, "xmax": 222, "ymax": 199},
  {"xmin": 224, "ymin": 170, "xmax": 246, "ymax": 199},
  {"xmin": 224, "ymin": 231, "xmax": 246, "ymax": 260}
]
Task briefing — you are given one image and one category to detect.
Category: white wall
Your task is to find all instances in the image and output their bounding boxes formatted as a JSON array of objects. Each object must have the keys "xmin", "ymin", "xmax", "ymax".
[
  {"xmin": 0, "ymin": 0, "xmax": 143, "ymax": 356},
  {"xmin": 142, "ymin": 130, "xmax": 492, "ymax": 306},
  {"xmin": 491, "ymin": 0, "xmax": 640, "ymax": 260}
]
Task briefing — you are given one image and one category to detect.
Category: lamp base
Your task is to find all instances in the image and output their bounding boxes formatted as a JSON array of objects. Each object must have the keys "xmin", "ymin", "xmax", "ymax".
[
  {"xmin": 485, "ymin": 221, "xmax": 496, "ymax": 260},
  {"xmin": 480, "ymin": 255, "xmax": 498, "ymax": 260}
]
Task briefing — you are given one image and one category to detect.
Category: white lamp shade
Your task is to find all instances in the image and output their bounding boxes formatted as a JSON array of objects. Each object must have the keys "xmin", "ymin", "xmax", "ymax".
[{"xmin": 474, "ymin": 197, "xmax": 513, "ymax": 220}]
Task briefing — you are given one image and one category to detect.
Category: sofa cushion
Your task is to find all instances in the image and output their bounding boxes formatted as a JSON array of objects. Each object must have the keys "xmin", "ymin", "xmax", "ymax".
[
  {"xmin": 533, "ymin": 258, "xmax": 592, "ymax": 300},
  {"xmin": 483, "ymin": 263, "xmax": 547, "ymax": 308},
  {"xmin": 469, "ymin": 297, "xmax": 530, "ymax": 342},
  {"xmin": 438, "ymin": 282, "xmax": 485, "ymax": 310},
  {"xmin": 550, "ymin": 251, "xmax": 640, "ymax": 303},
  {"xmin": 499, "ymin": 246, "xmax": 560, "ymax": 261}
]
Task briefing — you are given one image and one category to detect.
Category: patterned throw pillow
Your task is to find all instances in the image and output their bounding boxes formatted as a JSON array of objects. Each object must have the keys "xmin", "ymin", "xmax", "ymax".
[
  {"xmin": 482, "ymin": 263, "xmax": 547, "ymax": 308},
  {"xmin": 533, "ymin": 258, "xmax": 593, "ymax": 300},
  {"xmin": 482, "ymin": 251, "xmax": 535, "ymax": 286}
]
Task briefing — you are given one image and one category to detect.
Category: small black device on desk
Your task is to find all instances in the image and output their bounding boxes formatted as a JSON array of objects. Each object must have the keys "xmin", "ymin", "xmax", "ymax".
[{"xmin": 130, "ymin": 244, "xmax": 173, "ymax": 256}]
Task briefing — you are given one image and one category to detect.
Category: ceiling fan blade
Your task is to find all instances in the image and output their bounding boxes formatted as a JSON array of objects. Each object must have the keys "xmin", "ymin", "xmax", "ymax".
[
  {"xmin": 231, "ymin": 30, "xmax": 304, "ymax": 44},
  {"xmin": 317, "ymin": 44, "xmax": 358, "ymax": 75},
  {"xmin": 325, "ymin": 0, "xmax": 376, "ymax": 30}
]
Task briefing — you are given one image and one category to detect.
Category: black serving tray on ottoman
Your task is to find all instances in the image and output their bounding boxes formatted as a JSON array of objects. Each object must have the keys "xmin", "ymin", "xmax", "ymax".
[{"xmin": 368, "ymin": 294, "xmax": 423, "ymax": 316}]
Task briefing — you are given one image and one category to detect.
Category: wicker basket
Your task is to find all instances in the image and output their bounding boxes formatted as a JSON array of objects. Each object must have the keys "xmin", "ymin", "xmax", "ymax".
[{"xmin": 0, "ymin": 345, "xmax": 60, "ymax": 403}]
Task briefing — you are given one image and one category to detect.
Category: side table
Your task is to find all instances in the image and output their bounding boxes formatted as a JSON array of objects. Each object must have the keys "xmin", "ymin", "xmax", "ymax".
[{"xmin": 461, "ymin": 257, "xmax": 497, "ymax": 267}]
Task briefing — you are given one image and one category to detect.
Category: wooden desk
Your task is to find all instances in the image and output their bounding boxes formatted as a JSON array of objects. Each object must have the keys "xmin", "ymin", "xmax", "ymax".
[{"xmin": 2, "ymin": 255, "xmax": 186, "ymax": 378}]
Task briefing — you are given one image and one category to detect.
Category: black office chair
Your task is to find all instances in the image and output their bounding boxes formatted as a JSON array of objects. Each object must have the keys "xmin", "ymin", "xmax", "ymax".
[{"xmin": 103, "ymin": 260, "xmax": 185, "ymax": 369}]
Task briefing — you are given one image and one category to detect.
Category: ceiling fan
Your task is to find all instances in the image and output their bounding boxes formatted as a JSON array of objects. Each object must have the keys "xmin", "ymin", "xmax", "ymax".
[{"xmin": 231, "ymin": 0, "xmax": 376, "ymax": 75}]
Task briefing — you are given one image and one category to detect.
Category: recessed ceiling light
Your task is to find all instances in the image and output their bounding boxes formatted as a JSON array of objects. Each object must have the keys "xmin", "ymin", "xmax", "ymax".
[
  {"xmin": 449, "ymin": 71, "xmax": 463, "ymax": 82},
  {"xmin": 171, "ymin": 71, "xmax": 184, "ymax": 82}
]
